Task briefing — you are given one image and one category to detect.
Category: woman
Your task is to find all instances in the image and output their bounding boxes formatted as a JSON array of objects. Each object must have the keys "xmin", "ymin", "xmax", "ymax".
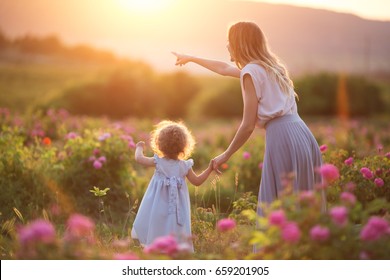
[{"xmin": 173, "ymin": 21, "xmax": 324, "ymax": 217}]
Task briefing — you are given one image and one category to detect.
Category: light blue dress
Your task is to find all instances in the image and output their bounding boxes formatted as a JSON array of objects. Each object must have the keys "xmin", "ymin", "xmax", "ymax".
[{"xmin": 131, "ymin": 154, "xmax": 194, "ymax": 249}]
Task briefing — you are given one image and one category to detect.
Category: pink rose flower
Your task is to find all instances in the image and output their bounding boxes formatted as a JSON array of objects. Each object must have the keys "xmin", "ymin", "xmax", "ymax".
[
  {"xmin": 93, "ymin": 160, "xmax": 103, "ymax": 169},
  {"xmin": 128, "ymin": 140, "xmax": 136, "ymax": 149},
  {"xmin": 113, "ymin": 252, "xmax": 139, "ymax": 260},
  {"xmin": 310, "ymin": 225, "xmax": 330, "ymax": 242},
  {"xmin": 66, "ymin": 214, "xmax": 95, "ymax": 239},
  {"xmin": 243, "ymin": 151, "xmax": 251, "ymax": 159},
  {"xmin": 360, "ymin": 216, "xmax": 389, "ymax": 241},
  {"xmin": 360, "ymin": 167, "xmax": 370, "ymax": 174},
  {"xmin": 98, "ymin": 156, "xmax": 107, "ymax": 163},
  {"xmin": 340, "ymin": 192, "xmax": 356, "ymax": 205},
  {"xmin": 268, "ymin": 210, "xmax": 287, "ymax": 227},
  {"xmin": 98, "ymin": 132, "xmax": 111, "ymax": 141},
  {"xmin": 144, "ymin": 235, "xmax": 179, "ymax": 256},
  {"xmin": 18, "ymin": 219, "xmax": 56, "ymax": 246},
  {"xmin": 121, "ymin": 135, "xmax": 136, "ymax": 149},
  {"xmin": 217, "ymin": 218, "xmax": 236, "ymax": 232},
  {"xmin": 281, "ymin": 222, "xmax": 301, "ymax": 243},
  {"xmin": 344, "ymin": 157, "xmax": 353, "ymax": 166},
  {"xmin": 121, "ymin": 135, "xmax": 132, "ymax": 141},
  {"xmin": 299, "ymin": 191, "xmax": 315, "ymax": 204},
  {"xmin": 66, "ymin": 132, "xmax": 78, "ymax": 140},
  {"xmin": 320, "ymin": 145, "xmax": 327, "ymax": 153},
  {"xmin": 318, "ymin": 164, "xmax": 340, "ymax": 184},
  {"xmin": 360, "ymin": 167, "xmax": 373, "ymax": 179},
  {"xmin": 329, "ymin": 206, "xmax": 348, "ymax": 226},
  {"xmin": 374, "ymin": 178, "xmax": 384, "ymax": 187}
]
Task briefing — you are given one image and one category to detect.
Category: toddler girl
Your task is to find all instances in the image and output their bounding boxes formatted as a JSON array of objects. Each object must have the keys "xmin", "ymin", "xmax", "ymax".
[{"xmin": 131, "ymin": 120, "xmax": 214, "ymax": 250}]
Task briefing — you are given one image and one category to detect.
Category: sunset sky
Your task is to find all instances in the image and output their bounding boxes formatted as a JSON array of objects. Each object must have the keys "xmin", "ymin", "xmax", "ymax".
[
  {"xmin": 257, "ymin": 0, "xmax": 390, "ymax": 21},
  {"xmin": 0, "ymin": 0, "xmax": 389, "ymax": 72}
]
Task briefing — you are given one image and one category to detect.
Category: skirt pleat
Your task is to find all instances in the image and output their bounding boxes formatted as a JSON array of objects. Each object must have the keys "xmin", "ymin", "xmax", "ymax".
[{"xmin": 257, "ymin": 114, "xmax": 324, "ymax": 217}]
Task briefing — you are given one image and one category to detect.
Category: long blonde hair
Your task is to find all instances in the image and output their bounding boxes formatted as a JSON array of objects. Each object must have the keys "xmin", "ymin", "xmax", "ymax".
[{"xmin": 228, "ymin": 21, "xmax": 297, "ymax": 98}]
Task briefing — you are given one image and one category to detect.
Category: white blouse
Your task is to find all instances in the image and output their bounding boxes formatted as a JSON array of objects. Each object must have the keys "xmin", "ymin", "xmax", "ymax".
[{"xmin": 240, "ymin": 63, "xmax": 297, "ymax": 128}]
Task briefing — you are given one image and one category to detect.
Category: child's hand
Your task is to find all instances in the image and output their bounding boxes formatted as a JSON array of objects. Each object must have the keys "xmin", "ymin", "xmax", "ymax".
[
  {"xmin": 136, "ymin": 141, "xmax": 145, "ymax": 149},
  {"xmin": 209, "ymin": 159, "xmax": 222, "ymax": 175}
]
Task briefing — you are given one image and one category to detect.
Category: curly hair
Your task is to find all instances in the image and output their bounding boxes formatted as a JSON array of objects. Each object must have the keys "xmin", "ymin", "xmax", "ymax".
[{"xmin": 150, "ymin": 120, "xmax": 195, "ymax": 160}]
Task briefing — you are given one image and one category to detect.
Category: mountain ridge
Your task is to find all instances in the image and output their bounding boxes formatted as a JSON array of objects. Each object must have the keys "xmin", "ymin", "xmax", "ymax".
[
  {"xmin": 0, "ymin": 0, "xmax": 389, "ymax": 75},
  {"xmin": 174, "ymin": 1, "xmax": 390, "ymax": 74}
]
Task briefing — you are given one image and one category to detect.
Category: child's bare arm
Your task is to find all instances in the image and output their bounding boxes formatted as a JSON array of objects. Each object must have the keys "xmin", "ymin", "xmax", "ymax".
[
  {"xmin": 186, "ymin": 160, "xmax": 214, "ymax": 186},
  {"xmin": 135, "ymin": 141, "xmax": 155, "ymax": 167}
]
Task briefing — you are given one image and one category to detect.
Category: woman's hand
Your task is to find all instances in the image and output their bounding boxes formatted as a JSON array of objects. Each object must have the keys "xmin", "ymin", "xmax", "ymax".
[
  {"xmin": 172, "ymin": 52, "xmax": 192, "ymax": 66},
  {"xmin": 207, "ymin": 159, "xmax": 216, "ymax": 172},
  {"xmin": 212, "ymin": 152, "xmax": 229, "ymax": 174}
]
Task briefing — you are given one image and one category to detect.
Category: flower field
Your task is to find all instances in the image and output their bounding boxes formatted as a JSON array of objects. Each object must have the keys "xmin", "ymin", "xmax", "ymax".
[{"xmin": 0, "ymin": 108, "xmax": 389, "ymax": 260}]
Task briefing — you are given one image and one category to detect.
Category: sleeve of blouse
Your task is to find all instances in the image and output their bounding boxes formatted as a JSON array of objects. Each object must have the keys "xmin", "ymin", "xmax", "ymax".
[
  {"xmin": 153, "ymin": 154, "xmax": 159, "ymax": 165},
  {"xmin": 185, "ymin": 159, "xmax": 194, "ymax": 172},
  {"xmin": 240, "ymin": 64, "xmax": 263, "ymax": 101},
  {"xmin": 240, "ymin": 65, "xmax": 252, "ymax": 79}
]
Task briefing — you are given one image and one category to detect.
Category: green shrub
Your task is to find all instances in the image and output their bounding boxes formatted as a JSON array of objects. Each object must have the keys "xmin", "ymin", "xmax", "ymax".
[
  {"xmin": 192, "ymin": 80, "xmax": 242, "ymax": 118},
  {"xmin": 295, "ymin": 73, "xmax": 385, "ymax": 116},
  {"xmin": 246, "ymin": 187, "xmax": 390, "ymax": 260},
  {"xmin": 0, "ymin": 127, "xmax": 55, "ymax": 221},
  {"xmin": 324, "ymin": 151, "xmax": 390, "ymax": 207}
]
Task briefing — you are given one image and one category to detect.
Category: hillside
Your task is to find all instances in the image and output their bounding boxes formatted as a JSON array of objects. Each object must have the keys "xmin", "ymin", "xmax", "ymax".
[
  {"xmin": 0, "ymin": 0, "xmax": 389, "ymax": 75},
  {"xmin": 168, "ymin": 0, "xmax": 390, "ymax": 75}
]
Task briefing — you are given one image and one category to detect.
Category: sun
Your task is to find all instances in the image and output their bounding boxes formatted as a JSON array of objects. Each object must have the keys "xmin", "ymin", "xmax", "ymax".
[{"xmin": 118, "ymin": 0, "xmax": 174, "ymax": 13}]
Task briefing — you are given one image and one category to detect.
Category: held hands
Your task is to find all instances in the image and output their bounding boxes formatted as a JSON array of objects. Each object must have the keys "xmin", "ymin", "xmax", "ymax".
[
  {"xmin": 211, "ymin": 152, "xmax": 229, "ymax": 175},
  {"xmin": 208, "ymin": 159, "xmax": 215, "ymax": 171},
  {"xmin": 172, "ymin": 52, "xmax": 191, "ymax": 66},
  {"xmin": 207, "ymin": 159, "xmax": 221, "ymax": 176}
]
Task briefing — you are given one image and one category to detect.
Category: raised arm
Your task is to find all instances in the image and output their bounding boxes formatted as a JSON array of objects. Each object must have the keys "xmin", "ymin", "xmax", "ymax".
[
  {"xmin": 186, "ymin": 160, "xmax": 214, "ymax": 186},
  {"xmin": 135, "ymin": 141, "xmax": 156, "ymax": 167},
  {"xmin": 172, "ymin": 52, "xmax": 240, "ymax": 78}
]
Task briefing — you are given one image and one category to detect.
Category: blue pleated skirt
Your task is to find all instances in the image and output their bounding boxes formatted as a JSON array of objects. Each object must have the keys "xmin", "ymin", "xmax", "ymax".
[{"xmin": 257, "ymin": 114, "xmax": 324, "ymax": 217}]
